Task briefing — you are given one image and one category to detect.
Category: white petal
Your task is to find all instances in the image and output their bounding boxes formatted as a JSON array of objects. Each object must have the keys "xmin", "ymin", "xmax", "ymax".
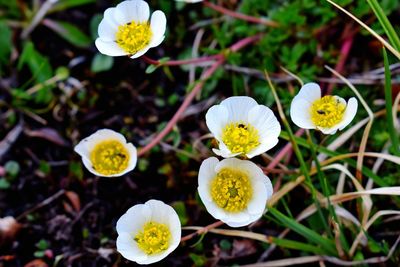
[
  {"xmin": 130, "ymin": 46, "xmax": 150, "ymax": 59},
  {"xmin": 338, "ymin": 97, "xmax": 358, "ymax": 131},
  {"xmin": 220, "ymin": 96, "xmax": 258, "ymax": 122},
  {"xmin": 317, "ymin": 127, "xmax": 337, "ymax": 135},
  {"xmin": 95, "ymin": 39, "xmax": 127, "ymax": 56},
  {"xmin": 205, "ymin": 105, "xmax": 229, "ymax": 139},
  {"xmin": 224, "ymin": 212, "xmax": 251, "ymax": 228},
  {"xmin": 116, "ymin": 204, "xmax": 151, "ymax": 234},
  {"xmin": 290, "ymin": 98, "xmax": 315, "ymax": 129},
  {"xmin": 246, "ymin": 104, "xmax": 281, "ymax": 157},
  {"xmin": 212, "ymin": 144, "xmax": 241, "ymax": 158},
  {"xmin": 98, "ymin": 8, "xmax": 119, "ymax": 41},
  {"xmin": 294, "ymin": 82, "xmax": 321, "ymax": 103},
  {"xmin": 246, "ymin": 180, "xmax": 268, "ymax": 216},
  {"xmin": 245, "ymin": 138, "xmax": 279, "ymax": 159},
  {"xmin": 149, "ymin": 10, "xmax": 166, "ymax": 48},
  {"xmin": 116, "ymin": 232, "xmax": 148, "ymax": 263},
  {"xmin": 248, "ymin": 105, "xmax": 281, "ymax": 140},
  {"xmin": 114, "ymin": 0, "xmax": 150, "ymax": 25}
]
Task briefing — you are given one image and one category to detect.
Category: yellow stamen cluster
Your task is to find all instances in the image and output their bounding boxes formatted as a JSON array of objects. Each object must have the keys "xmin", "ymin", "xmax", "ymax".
[
  {"xmin": 310, "ymin": 96, "xmax": 346, "ymax": 128},
  {"xmin": 135, "ymin": 221, "xmax": 171, "ymax": 255},
  {"xmin": 222, "ymin": 122, "xmax": 260, "ymax": 154},
  {"xmin": 115, "ymin": 21, "xmax": 152, "ymax": 54},
  {"xmin": 90, "ymin": 140, "xmax": 129, "ymax": 175},
  {"xmin": 210, "ymin": 168, "xmax": 252, "ymax": 212}
]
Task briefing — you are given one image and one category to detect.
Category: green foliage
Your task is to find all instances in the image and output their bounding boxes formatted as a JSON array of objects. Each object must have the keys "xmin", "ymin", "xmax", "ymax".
[
  {"xmin": 0, "ymin": 21, "xmax": 12, "ymax": 74},
  {"xmin": 5, "ymin": 160, "xmax": 20, "ymax": 179},
  {"xmin": 91, "ymin": 53, "xmax": 114, "ymax": 73},
  {"xmin": 18, "ymin": 41, "xmax": 53, "ymax": 83},
  {"xmin": 50, "ymin": 0, "xmax": 97, "ymax": 13},
  {"xmin": 45, "ymin": 20, "xmax": 92, "ymax": 48}
]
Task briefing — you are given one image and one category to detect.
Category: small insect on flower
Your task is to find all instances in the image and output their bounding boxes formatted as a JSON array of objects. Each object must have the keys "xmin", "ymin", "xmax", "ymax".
[
  {"xmin": 205, "ymin": 96, "xmax": 281, "ymax": 158},
  {"xmin": 198, "ymin": 157, "xmax": 273, "ymax": 227},
  {"xmin": 95, "ymin": 0, "xmax": 166, "ymax": 59},
  {"xmin": 74, "ymin": 129, "xmax": 137, "ymax": 177},
  {"xmin": 116, "ymin": 200, "xmax": 181, "ymax": 265},
  {"xmin": 290, "ymin": 83, "xmax": 358, "ymax": 135}
]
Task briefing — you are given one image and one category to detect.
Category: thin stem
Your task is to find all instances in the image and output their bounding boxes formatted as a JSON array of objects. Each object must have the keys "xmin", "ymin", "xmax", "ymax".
[
  {"xmin": 141, "ymin": 54, "xmax": 223, "ymax": 66},
  {"xmin": 202, "ymin": 0, "xmax": 279, "ymax": 27},
  {"xmin": 305, "ymin": 130, "xmax": 349, "ymax": 252},
  {"xmin": 383, "ymin": 47, "xmax": 400, "ymax": 156},
  {"xmin": 137, "ymin": 34, "xmax": 262, "ymax": 156},
  {"xmin": 21, "ymin": 0, "xmax": 58, "ymax": 39},
  {"xmin": 137, "ymin": 58, "xmax": 223, "ymax": 157},
  {"xmin": 181, "ymin": 220, "xmax": 224, "ymax": 242}
]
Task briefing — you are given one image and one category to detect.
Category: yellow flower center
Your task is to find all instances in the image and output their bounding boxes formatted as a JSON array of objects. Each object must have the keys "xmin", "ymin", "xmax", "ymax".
[
  {"xmin": 115, "ymin": 21, "xmax": 152, "ymax": 54},
  {"xmin": 210, "ymin": 168, "xmax": 253, "ymax": 212},
  {"xmin": 90, "ymin": 139, "xmax": 129, "ymax": 175},
  {"xmin": 134, "ymin": 221, "xmax": 171, "ymax": 255},
  {"xmin": 310, "ymin": 96, "xmax": 346, "ymax": 128},
  {"xmin": 221, "ymin": 123, "xmax": 260, "ymax": 154}
]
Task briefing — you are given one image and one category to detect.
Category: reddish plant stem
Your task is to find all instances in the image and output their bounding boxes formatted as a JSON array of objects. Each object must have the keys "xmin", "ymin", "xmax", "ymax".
[
  {"xmin": 141, "ymin": 54, "xmax": 223, "ymax": 66},
  {"xmin": 267, "ymin": 129, "xmax": 305, "ymax": 170},
  {"xmin": 202, "ymin": 1, "xmax": 279, "ymax": 28},
  {"xmin": 181, "ymin": 220, "xmax": 225, "ymax": 242},
  {"xmin": 137, "ymin": 34, "xmax": 262, "ymax": 156},
  {"xmin": 137, "ymin": 59, "xmax": 223, "ymax": 157}
]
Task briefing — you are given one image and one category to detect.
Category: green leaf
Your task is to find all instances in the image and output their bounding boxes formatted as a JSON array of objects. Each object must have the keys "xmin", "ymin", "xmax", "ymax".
[
  {"xmin": 5, "ymin": 160, "xmax": 20, "ymax": 179},
  {"xmin": 269, "ymin": 207, "xmax": 337, "ymax": 255},
  {"xmin": 172, "ymin": 201, "xmax": 188, "ymax": 226},
  {"xmin": 219, "ymin": 239, "xmax": 232, "ymax": 251},
  {"xmin": 33, "ymin": 251, "xmax": 45, "ymax": 258},
  {"xmin": 189, "ymin": 253, "xmax": 207, "ymax": 267},
  {"xmin": 69, "ymin": 161, "xmax": 83, "ymax": 181},
  {"xmin": 91, "ymin": 53, "xmax": 114, "ymax": 73},
  {"xmin": 0, "ymin": 21, "xmax": 12, "ymax": 73},
  {"xmin": 18, "ymin": 42, "xmax": 53, "ymax": 83},
  {"xmin": 145, "ymin": 64, "xmax": 158, "ymax": 74},
  {"xmin": 383, "ymin": 47, "xmax": 400, "ymax": 156},
  {"xmin": 36, "ymin": 239, "xmax": 49, "ymax": 250},
  {"xmin": 44, "ymin": 19, "xmax": 92, "ymax": 48},
  {"xmin": 0, "ymin": 178, "xmax": 10, "ymax": 189},
  {"xmin": 50, "ymin": 0, "xmax": 96, "ymax": 13},
  {"xmin": 367, "ymin": 0, "xmax": 400, "ymax": 51},
  {"xmin": 90, "ymin": 14, "xmax": 102, "ymax": 40}
]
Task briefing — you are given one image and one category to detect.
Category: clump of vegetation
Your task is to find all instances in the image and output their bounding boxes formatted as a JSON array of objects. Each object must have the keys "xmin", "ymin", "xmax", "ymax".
[{"xmin": 0, "ymin": 0, "xmax": 399, "ymax": 266}]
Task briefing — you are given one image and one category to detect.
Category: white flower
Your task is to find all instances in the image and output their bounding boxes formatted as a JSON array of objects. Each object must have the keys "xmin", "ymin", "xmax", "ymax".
[
  {"xmin": 205, "ymin": 96, "xmax": 281, "ymax": 158},
  {"xmin": 74, "ymin": 129, "xmax": 137, "ymax": 177},
  {"xmin": 95, "ymin": 0, "xmax": 166, "ymax": 59},
  {"xmin": 290, "ymin": 83, "xmax": 358, "ymax": 135},
  {"xmin": 198, "ymin": 157, "xmax": 273, "ymax": 227},
  {"xmin": 116, "ymin": 200, "xmax": 181, "ymax": 265}
]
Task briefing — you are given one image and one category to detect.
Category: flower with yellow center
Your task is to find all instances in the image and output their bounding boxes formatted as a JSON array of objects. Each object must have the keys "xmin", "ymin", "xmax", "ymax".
[
  {"xmin": 198, "ymin": 157, "xmax": 273, "ymax": 227},
  {"xmin": 206, "ymin": 96, "xmax": 281, "ymax": 158},
  {"xmin": 290, "ymin": 83, "xmax": 358, "ymax": 135},
  {"xmin": 95, "ymin": 0, "xmax": 166, "ymax": 59},
  {"xmin": 116, "ymin": 200, "xmax": 181, "ymax": 264},
  {"xmin": 74, "ymin": 129, "xmax": 137, "ymax": 177}
]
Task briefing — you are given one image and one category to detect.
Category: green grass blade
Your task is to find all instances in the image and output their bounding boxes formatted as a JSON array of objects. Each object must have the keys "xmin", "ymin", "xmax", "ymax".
[
  {"xmin": 383, "ymin": 47, "xmax": 400, "ymax": 156},
  {"xmin": 269, "ymin": 207, "xmax": 338, "ymax": 255},
  {"xmin": 367, "ymin": 0, "xmax": 400, "ymax": 51},
  {"xmin": 280, "ymin": 131, "xmax": 389, "ymax": 187},
  {"xmin": 271, "ymin": 237, "xmax": 326, "ymax": 254}
]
